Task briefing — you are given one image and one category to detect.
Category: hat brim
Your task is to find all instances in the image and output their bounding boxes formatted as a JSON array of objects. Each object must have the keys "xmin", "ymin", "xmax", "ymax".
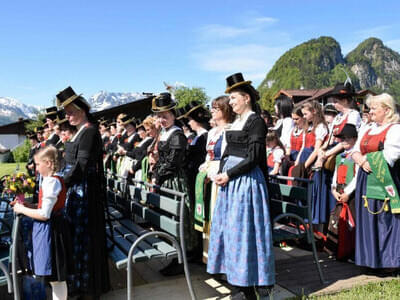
[
  {"xmin": 59, "ymin": 94, "xmax": 91, "ymax": 110},
  {"xmin": 182, "ymin": 104, "xmax": 203, "ymax": 118},
  {"xmin": 45, "ymin": 111, "xmax": 58, "ymax": 117},
  {"xmin": 57, "ymin": 118, "xmax": 69, "ymax": 125},
  {"xmin": 151, "ymin": 103, "xmax": 177, "ymax": 113},
  {"xmin": 225, "ymin": 80, "xmax": 252, "ymax": 93}
]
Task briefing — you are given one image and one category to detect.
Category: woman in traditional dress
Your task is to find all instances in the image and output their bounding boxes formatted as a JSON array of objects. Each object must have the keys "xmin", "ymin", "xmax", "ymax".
[
  {"xmin": 272, "ymin": 96, "xmax": 294, "ymax": 151},
  {"xmin": 151, "ymin": 93, "xmax": 198, "ymax": 275},
  {"xmin": 351, "ymin": 93, "xmax": 400, "ymax": 272},
  {"xmin": 130, "ymin": 118, "xmax": 155, "ymax": 183},
  {"xmin": 198, "ymin": 96, "xmax": 235, "ymax": 263},
  {"xmin": 57, "ymin": 86, "xmax": 110, "ymax": 299},
  {"xmin": 184, "ymin": 102, "xmax": 211, "ymax": 257},
  {"xmin": 44, "ymin": 106, "xmax": 61, "ymax": 147},
  {"xmin": 207, "ymin": 73, "xmax": 275, "ymax": 299},
  {"xmin": 300, "ymin": 101, "xmax": 331, "ymax": 224}
]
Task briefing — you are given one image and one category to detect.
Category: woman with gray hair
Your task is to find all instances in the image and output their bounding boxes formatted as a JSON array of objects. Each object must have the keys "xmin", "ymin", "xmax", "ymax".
[{"xmin": 351, "ymin": 93, "xmax": 400, "ymax": 273}]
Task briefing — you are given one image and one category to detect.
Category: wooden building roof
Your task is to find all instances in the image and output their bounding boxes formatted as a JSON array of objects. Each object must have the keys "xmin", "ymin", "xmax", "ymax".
[{"xmin": 0, "ymin": 118, "xmax": 30, "ymax": 135}]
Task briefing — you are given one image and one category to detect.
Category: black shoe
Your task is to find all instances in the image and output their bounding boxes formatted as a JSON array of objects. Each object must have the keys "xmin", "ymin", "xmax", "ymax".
[
  {"xmin": 255, "ymin": 285, "xmax": 274, "ymax": 299},
  {"xmin": 231, "ymin": 287, "xmax": 257, "ymax": 300},
  {"xmin": 159, "ymin": 258, "xmax": 184, "ymax": 276}
]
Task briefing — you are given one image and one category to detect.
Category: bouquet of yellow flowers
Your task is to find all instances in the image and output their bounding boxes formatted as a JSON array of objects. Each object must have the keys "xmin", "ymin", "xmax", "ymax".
[{"xmin": 3, "ymin": 172, "xmax": 35, "ymax": 202}]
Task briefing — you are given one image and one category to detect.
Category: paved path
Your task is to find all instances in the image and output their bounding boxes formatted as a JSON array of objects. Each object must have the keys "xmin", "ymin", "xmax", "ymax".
[{"xmin": 100, "ymin": 246, "xmax": 398, "ymax": 300}]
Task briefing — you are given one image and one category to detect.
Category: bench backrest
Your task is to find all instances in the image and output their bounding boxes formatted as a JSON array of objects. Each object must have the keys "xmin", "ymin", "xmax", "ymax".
[
  {"xmin": 106, "ymin": 174, "xmax": 183, "ymax": 239},
  {"xmin": 267, "ymin": 176, "xmax": 313, "ymax": 221}
]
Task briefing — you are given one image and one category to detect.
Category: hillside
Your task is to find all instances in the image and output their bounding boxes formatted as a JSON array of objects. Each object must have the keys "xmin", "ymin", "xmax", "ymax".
[{"xmin": 258, "ymin": 36, "xmax": 400, "ymax": 109}]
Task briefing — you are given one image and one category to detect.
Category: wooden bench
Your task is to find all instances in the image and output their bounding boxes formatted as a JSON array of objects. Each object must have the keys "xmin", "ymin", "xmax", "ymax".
[
  {"xmin": 105, "ymin": 174, "xmax": 196, "ymax": 300},
  {"xmin": 268, "ymin": 175, "xmax": 326, "ymax": 284}
]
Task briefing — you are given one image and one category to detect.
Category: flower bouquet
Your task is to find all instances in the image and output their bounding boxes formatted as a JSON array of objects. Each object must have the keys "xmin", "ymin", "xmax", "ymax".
[{"xmin": 2, "ymin": 172, "xmax": 35, "ymax": 203}]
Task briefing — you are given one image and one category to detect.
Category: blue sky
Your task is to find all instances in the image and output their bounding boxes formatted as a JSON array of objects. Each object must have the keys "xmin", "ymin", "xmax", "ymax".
[{"xmin": 1, "ymin": 0, "xmax": 400, "ymax": 107}]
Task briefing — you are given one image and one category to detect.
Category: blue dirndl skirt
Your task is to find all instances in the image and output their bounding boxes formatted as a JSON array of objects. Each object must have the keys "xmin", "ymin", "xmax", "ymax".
[
  {"xmin": 355, "ymin": 169, "xmax": 400, "ymax": 268},
  {"xmin": 311, "ymin": 169, "xmax": 335, "ymax": 224},
  {"xmin": 207, "ymin": 156, "xmax": 275, "ymax": 287}
]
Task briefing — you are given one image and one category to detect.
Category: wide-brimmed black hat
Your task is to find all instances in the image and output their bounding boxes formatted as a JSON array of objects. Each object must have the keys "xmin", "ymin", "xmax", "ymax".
[
  {"xmin": 151, "ymin": 93, "xmax": 177, "ymax": 113},
  {"xmin": 26, "ymin": 131, "xmax": 38, "ymax": 141},
  {"xmin": 176, "ymin": 106, "xmax": 188, "ymax": 120},
  {"xmin": 335, "ymin": 124, "xmax": 358, "ymax": 138},
  {"xmin": 183, "ymin": 101, "xmax": 211, "ymax": 123},
  {"xmin": 225, "ymin": 72, "xmax": 252, "ymax": 94},
  {"xmin": 56, "ymin": 110, "xmax": 68, "ymax": 125},
  {"xmin": 327, "ymin": 82, "xmax": 355, "ymax": 99},
  {"xmin": 45, "ymin": 106, "xmax": 58, "ymax": 120},
  {"xmin": 323, "ymin": 103, "xmax": 338, "ymax": 115},
  {"xmin": 56, "ymin": 86, "xmax": 91, "ymax": 111},
  {"xmin": 120, "ymin": 115, "xmax": 137, "ymax": 127}
]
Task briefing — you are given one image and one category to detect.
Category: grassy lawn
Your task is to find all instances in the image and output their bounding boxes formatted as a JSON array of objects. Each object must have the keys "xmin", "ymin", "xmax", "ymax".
[
  {"xmin": 292, "ymin": 279, "xmax": 400, "ymax": 300},
  {"xmin": 0, "ymin": 163, "xmax": 26, "ymax": 178}
]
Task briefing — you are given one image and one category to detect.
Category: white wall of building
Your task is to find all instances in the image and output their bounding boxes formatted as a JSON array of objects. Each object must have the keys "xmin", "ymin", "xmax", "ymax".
[{"xmin": 0, "ymin": 134, "xmax": 26, "ymax": 150}]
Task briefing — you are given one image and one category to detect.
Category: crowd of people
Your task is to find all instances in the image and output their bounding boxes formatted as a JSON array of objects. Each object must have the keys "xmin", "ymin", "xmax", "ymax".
[{"xmin": 17, "ymin": 73, "xmax": 400, "ymax": 300}]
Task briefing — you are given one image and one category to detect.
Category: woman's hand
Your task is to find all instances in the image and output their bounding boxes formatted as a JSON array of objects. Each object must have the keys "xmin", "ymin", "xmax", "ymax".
[
  {"xmin": 332, "ymin": 190, "xmax": 341, "ymax": 201},
  {"xmin": 13, "ymin": 202, "xmax": 25, "ymax": 214},
  {"xmin": 339, "ymin": 193, "xmax": 349, "ymax": 203},
  {"xmin": 215, "ymin": 172, "xmax": 229, "ymax": 186},
  {"xmin": 361, "ymin": 160, "xmax": 372, "ymax": 173}
]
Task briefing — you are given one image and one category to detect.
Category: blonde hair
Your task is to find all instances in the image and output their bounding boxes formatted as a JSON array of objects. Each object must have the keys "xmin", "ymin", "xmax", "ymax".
[
  {"xmin": 366, "ymin": 93, "xmax": 400, "ymax": 123},
  {"xmin": 34, "ymin": 146, "xmax": 60, "ymax": 174},
  {"xmin": 143, "ymin": 116, "xmax": 156, "ymax": 129}
]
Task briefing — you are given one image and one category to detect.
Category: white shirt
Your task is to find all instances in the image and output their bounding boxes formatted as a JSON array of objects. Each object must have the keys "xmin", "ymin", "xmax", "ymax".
[
  {"xmin": 159, "ymin": 125, "xmax": 181, "ymax": 142},
  {"xmin": 353, "ymin": 123, "xmax": 400, "ymax": 167},
  {"xmin": 38, "ymin": 176, "xmax": 62, "ymax": 219},
  {"xmin": 274, "ymin": 117, "xmax": 295, "ymax": 148}
]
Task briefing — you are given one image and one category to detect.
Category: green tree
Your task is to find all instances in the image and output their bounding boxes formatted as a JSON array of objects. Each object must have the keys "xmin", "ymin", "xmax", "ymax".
[
  {"xmin": 174, "ymin": 86, "xmax": 209, "ymax": 108},
  {"xmin": 25, "ymin": 113, "xmax": 45, "ymax": 133},
  {"xmin": 12, "ymin": 138, "xmax": 30, "ymax": 163}
]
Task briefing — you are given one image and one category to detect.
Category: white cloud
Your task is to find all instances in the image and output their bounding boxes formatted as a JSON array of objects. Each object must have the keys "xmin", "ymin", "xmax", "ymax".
[
  {"xmin": 194, "ymin": 43, "xmax": 286, "ymax": 75},
  {"xmin": 198, "ymin": 24, "xmax": 254, "ymax": 40},
  {"xmin": 253, "ymin": 17, "xmax": 278, "ymax": 25},
  {"xmin": 193, "ymin": 15, "xmax": 290, "ymax": 78}
]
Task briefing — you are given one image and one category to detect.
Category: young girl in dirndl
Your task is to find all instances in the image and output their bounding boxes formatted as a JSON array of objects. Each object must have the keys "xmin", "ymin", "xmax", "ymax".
[{"xmin": 13, "ymin": 146, "xmax": 71, "ymax": 300}]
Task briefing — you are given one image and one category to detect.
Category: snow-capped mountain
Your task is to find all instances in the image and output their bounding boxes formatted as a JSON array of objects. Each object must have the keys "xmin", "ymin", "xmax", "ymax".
[
  {"xmin": 0, "ymin": 91, "xmax": 150, "ymax": 126},
  {"xmin": 0, "ymin": 97, "xmax": 39, "ymax": 125},
  {"xmin": 89, "ymin": 91, "xmax": 147, "ymax": 112}
]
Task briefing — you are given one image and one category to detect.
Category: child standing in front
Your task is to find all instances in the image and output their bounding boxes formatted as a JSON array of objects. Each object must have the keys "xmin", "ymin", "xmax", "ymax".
[{"xmin": 13, "ymin": 146, "xmax": 70, "ymax": 300}]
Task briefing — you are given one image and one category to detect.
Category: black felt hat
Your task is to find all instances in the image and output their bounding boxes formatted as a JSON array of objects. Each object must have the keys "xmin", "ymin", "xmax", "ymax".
[
  {"xmin": 328, "ymin": 82, "xmax": 355, "ymax": 99},
  {"xmin": 225, "ymin": 72, "xmax": 252, "ymax": 93},
  {"xmin": 183, "ymin": 101, "xmax": 211, "ymax": 123},
  {"xmin": 176, "ymin": 106, "xmax": 188, "ymax": 120},
  {"xmin": 335, "ymin": 124, "xmax": 358, "ymax": 138},
  {"xmin": 45, "ymin": 106, "xmax": 58, "ymax": 120},
  {"xmin": 56, "ymin": 86, "xmax": 91, "ymax": 111},
  {"xmin": 56, "ymin": 110, "xmax": 68, "ymax": 125},
  {"xmin": 225, "ymin": 72, "xmax": 260, "ymax": 103},
  {"xmin": 151, "ymin": 93, "xmax": 177, "ymax": 113},
  {"xmin": 323, "ymin": 103, "xmax": 338, "ymax": 115},
  {"xmin": 120, "ymin": 115, "xmax": 137, "ymax": 127}
]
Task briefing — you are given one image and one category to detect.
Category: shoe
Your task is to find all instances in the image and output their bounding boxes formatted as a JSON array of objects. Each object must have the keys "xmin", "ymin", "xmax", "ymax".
[
  {"xmin": 255, "ymin": 285, "xmax": 274, "ymax": 299},
  {"xmin": 159, "ymin": 258, "xmax": 184, "ymax": 276}
]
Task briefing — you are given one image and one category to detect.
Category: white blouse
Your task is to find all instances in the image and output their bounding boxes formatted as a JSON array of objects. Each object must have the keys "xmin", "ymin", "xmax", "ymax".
[
  {"xmin": 353, "ymin": 123, "xmax": 400, "ymax": 167},
  {"xmin": 38, "ymin": 176, "xmax": 62, "ymax": 219}
]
